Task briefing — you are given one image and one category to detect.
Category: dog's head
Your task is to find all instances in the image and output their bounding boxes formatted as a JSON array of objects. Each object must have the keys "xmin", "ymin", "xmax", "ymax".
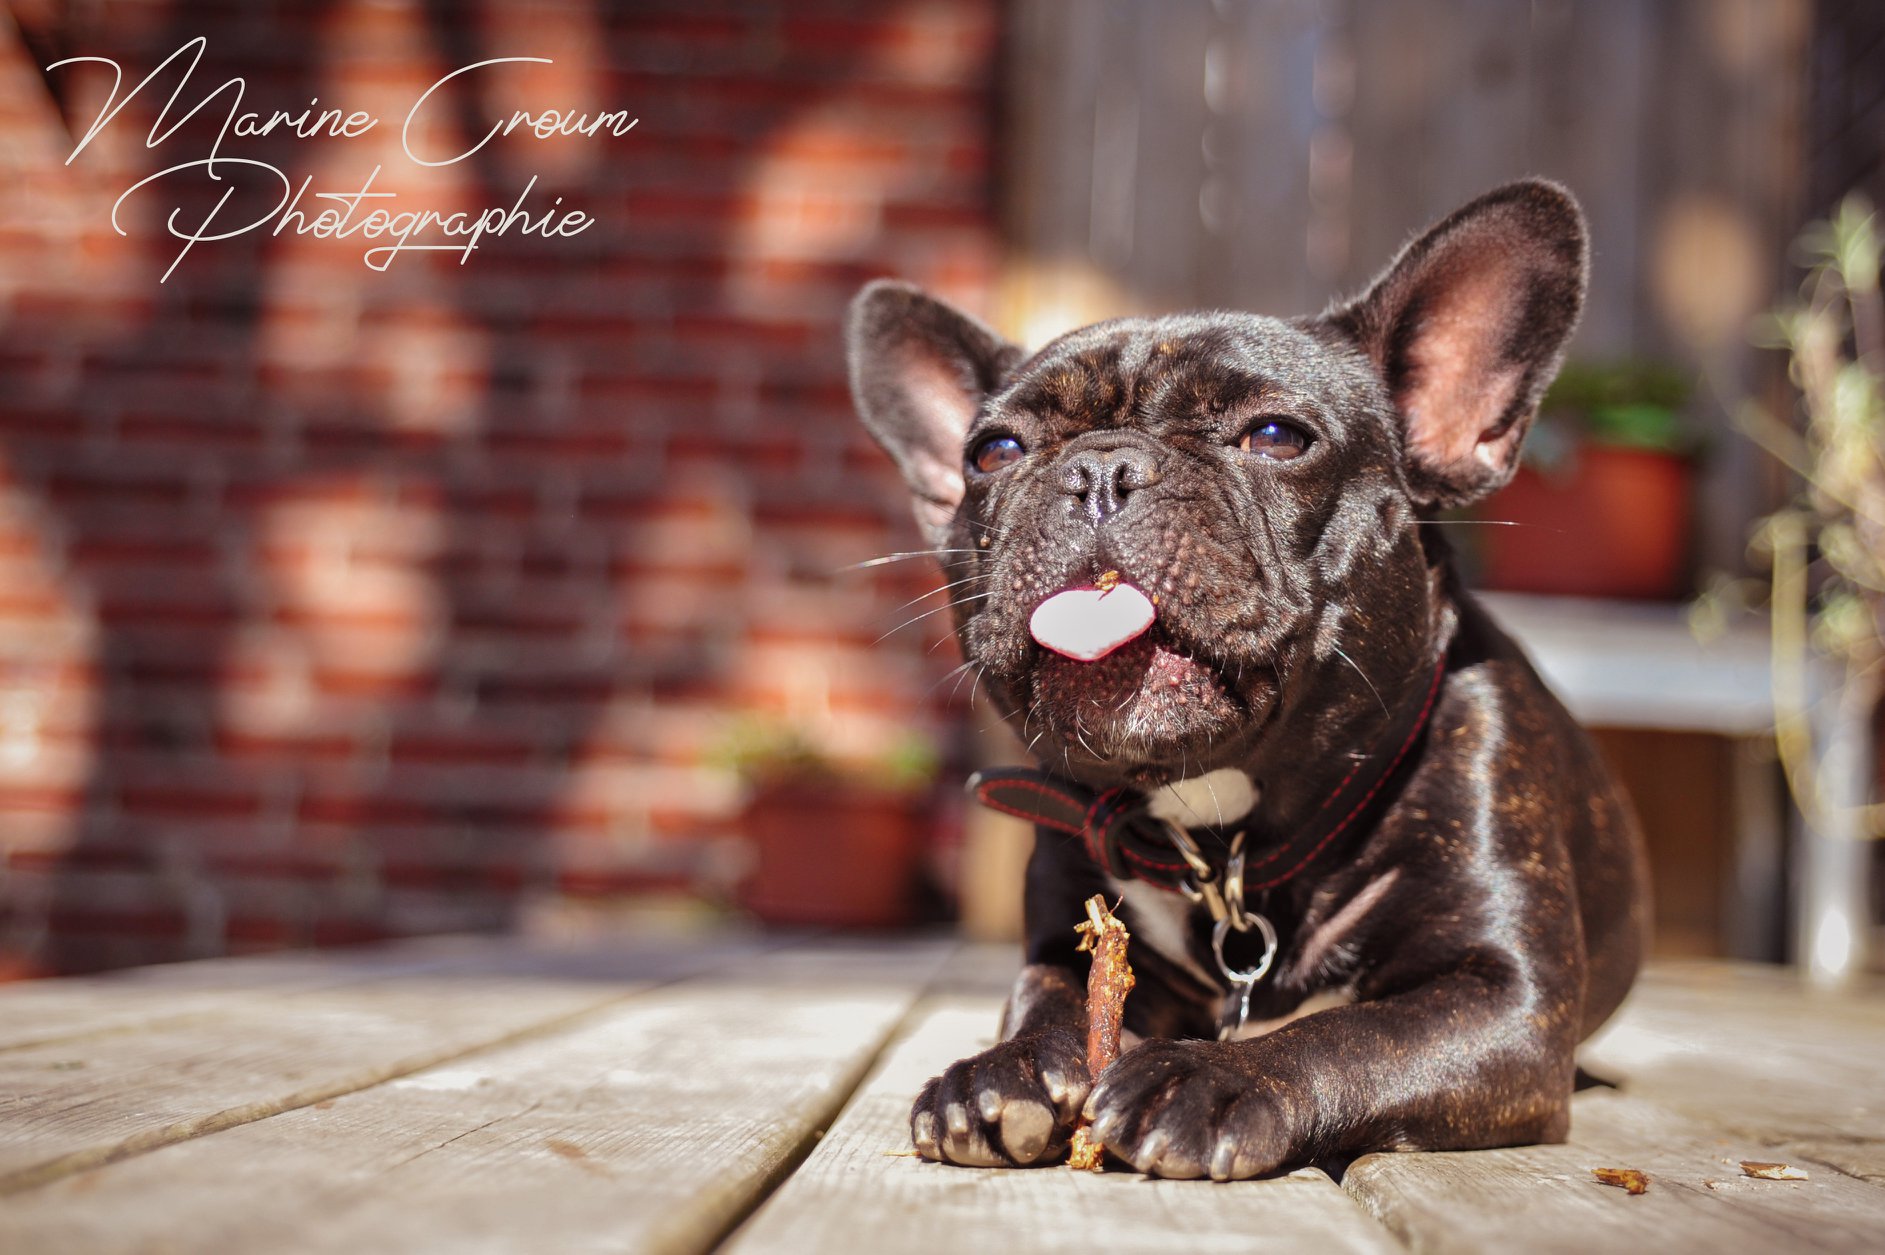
[{"xmin": 847, "ymin": 181, "xmax": 1586, "ymax": 792}]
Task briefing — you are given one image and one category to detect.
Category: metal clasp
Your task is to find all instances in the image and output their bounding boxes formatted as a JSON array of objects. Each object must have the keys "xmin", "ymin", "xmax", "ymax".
[
  {"xmin": 1166, "ymin": 824, "xmax": 1253, "ymax": 933},
  {"xmin": 1159, "ymin": 821, "xmax": 1275, "ymax": 1036},
  {"xmin": 1212, "ymin": 909, "xmax": 1279, "ymax": 1039}
]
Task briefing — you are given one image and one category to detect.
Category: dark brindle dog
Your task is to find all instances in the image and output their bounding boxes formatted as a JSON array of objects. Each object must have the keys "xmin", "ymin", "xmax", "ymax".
[{"xmin": 846, "ymin": 180, "xmax": 1648, "ymax": 1180}]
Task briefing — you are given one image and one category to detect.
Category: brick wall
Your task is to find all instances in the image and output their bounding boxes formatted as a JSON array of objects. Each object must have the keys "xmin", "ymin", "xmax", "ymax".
[{"xmin": 0, "ymin": 0, "xmax": 1002, "ymax": 974}]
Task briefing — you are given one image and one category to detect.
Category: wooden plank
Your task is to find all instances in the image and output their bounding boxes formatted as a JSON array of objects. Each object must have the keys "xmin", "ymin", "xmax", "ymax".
[
  {"xmin": 1579, "ymin": 962, "xmax": 1885, "ymax": 1176},
  {"xmin": 1523, "ymin": 0, "xmax": 1650, "ymax": 358},
  {"xmin": 1007, "ymin": 0, "xmax": 1106, "ymax": 272},
  {"xmin": 1782, "ymin": 1137, "xmax": 1885, "ymax": 1189},
  {"xmin": 1345, "ymin": 1085, "xmax": 1885, "ymax": 1254},
  {"xmin": 0, "ymin": 938, "xmax": 954, "ymax": 1255},
  {"xmin": 1425, "ymin": 0, "xmax": 1534, "ymax": 214},
  {"xmin": 1340, "ymin": 0, "xmax": 1447, "ymax": 294},
  {"xmin": 0, "ymin": 934, "xmax": 558, "ymax": 1052},
  {"xmin": 1122, "ymin": 0, "xmax": 1214, "ymax": 309},
  {"xmin": 1216, "ymin": 0, "xmax": 1322, "ymax": 313},
  {"xmin": 0, "ymin": 930, "xmax": 792, "ymax": 1053},
  {"xmin": 924, "ymin": 938, "xmax": 1028, "ymax": 998},
  {"xmin": 0, "ymin": 933, "xmax": 773, "ymax": 1194},
  {"xmin": 1635, "ymin": 0, "xmax": 1811, "ymax": 578},
  {"xmin": 725, "ymin": 996, "xmax": 1403, "ymax": 1255},
  {"xmin": 1581, "ymin": 963, "xmax": 1885, "ymax": 1133}
]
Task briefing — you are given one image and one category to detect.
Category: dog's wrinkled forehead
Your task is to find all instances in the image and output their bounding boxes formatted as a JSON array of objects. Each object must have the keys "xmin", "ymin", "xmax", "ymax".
[
  {"xmin": 847, "ymin": 179, "xmax": 1590, "ymax": 546},
  {"xmin": 988, "ymin": 314, "xmax": 1385, "ymax": 437}
]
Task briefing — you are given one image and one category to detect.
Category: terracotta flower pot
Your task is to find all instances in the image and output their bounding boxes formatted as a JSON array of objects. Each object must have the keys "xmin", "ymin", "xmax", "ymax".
[
  {"xmin": 738, "ymin": 778, "xmax": 925, "ymax": 929},
  {"xmin": 1477, "ymin": 445, "xmax": 1694, "ymax": 600}
]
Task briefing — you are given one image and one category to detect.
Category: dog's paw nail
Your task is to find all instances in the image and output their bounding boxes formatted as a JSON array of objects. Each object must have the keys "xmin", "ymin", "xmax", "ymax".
[
  {"xmin": 1000, "ymin": 1100, "xmax": 1054, "ymax": 1162},
  {"xmin": 1090, "ymin": 1111, "xmax": 1122, "ymax": 1145},
  {"xmin": 1041, "ymin": 1069, "xmax": 1067, "ymax": 1104},
  {"xmin": 976, "ymin": 1089, "xmax": 1004, "ymax": 1123},
  {"xmin": 912, "ymin": 1112, "xmax": 940, "ymax": 1158},
  {"xmin": 944, "ymin": 1102, "xmax": 971, "ymax": 1138},
  {"xmin": 1209, "ymin": 1136, "xmax": 1237, "ymax": 1181},
  {"xmin": 1137, "ymin": 1128, "xmax": 1170, "ymax": 1171}
]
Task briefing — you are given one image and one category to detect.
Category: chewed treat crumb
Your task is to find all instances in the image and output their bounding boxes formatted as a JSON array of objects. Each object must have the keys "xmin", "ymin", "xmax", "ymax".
[{"xmin": 1591, "ymin": 1167, "xmax": 1648, "ymax": 1195}]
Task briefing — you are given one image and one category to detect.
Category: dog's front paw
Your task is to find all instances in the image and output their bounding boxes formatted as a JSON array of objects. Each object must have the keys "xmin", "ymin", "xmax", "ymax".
[
  {"xmin": 1084, "ymin": 1039, "xmax": 1295, "ymax": 1180},
  {"xmin": 909, "ymin": 1028, "xmax": 1091, "ymax": 1167}
]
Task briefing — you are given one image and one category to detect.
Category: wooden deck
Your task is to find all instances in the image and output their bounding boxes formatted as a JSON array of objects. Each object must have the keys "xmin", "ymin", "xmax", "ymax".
[{"xmin": 0, "ymin": 934, "xmax": 1880, "ymax": 1253}]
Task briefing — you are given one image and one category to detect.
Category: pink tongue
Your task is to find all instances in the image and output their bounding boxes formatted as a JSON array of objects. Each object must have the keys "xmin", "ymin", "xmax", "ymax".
[{"xmin": 1029, "ymin": 583, "xmax": 1157, "ymax": 662}]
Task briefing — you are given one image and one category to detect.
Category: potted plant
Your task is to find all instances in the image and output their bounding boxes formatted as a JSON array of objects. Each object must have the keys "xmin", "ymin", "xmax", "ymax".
[
  {"xmin": 714, "ymin": 717, "xmax": 940, "ymax": 929},
  {"xmin": 1738, "ymin": 196, "xmax": 1883, "ymax": 977},
  {"xmin": 1474, "ymin": 360, "xmax": 1700, "ymax": 600}
]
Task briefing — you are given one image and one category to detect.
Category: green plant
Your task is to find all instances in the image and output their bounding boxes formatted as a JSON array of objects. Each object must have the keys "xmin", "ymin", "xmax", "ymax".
[
  {"xmin": 1527, "ymin": 360, "xmax": 1698, "ymax": 472},
  {"xmin": 710, "ymin": 714, "xmax": 941, "ymax": 794}
]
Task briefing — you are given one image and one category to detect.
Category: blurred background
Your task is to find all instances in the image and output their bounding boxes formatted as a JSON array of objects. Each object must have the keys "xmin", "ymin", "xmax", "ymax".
[{"xmin": 0, "ymin": 0, "xmax": 1879, "ymax": 979}]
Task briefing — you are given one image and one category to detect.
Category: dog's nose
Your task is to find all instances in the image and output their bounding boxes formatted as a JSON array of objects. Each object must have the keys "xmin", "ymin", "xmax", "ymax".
[{"xmin": 1063, "ymin": 448, "xmax": 1161, "ymax": 523}]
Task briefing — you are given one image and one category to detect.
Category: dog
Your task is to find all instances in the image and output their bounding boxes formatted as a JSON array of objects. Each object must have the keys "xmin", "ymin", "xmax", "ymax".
[{"xmin": 845, "ymin": 180, "xmax": 1649, "ymax": 1181}]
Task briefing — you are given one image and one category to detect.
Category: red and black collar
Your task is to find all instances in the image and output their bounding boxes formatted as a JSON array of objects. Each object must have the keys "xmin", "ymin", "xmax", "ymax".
[{"xmin": 969, "ymin": 655, "xmax": 1447, "ymax": 896}]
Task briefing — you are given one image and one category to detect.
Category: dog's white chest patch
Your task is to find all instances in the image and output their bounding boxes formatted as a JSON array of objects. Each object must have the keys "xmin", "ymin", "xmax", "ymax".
[
  {"xmin": 1100, "ymin": 874, "xmax": 1221, "ymax": 994},
  {"xmin": 1143, "ymin": 768, "xmax": 1259, "ymax": 829},
  {"xmin": 1105, "ymin": 877, "xmax": 1216, "ymax": 989},
  {"xmin": 1108, "ymin": 770, "xmax": 1259, "ymax": 992}
]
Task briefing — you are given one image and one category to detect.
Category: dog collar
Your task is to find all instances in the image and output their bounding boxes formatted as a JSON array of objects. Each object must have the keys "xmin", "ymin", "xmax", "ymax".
[{"xmin": 968, "ymin": 655, "xmax": 1447, "ymax": 898}]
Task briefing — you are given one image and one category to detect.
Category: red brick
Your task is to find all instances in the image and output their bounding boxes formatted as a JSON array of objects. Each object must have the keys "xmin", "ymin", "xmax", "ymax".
[
  {"xmin": 117, "ymin": 783, "xmax": 267, "ymax": 821},
  {"xmin": 46, "ymin": 903, "xmax": 189, "ymax": 939},
  {"xmin": 307, "ymin": 669, "xmax": 437, "ymax": 701},
  {"xmin": 216, "ymin": 730, "xmax": 361, "ymax": 764}
]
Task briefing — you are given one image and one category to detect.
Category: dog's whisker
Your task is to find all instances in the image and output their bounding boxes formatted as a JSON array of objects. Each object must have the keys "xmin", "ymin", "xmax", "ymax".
[
  {"xmin": 1331, "ymin": 643, "xmax": 1389, "ymax": 716},
  {"xmin": 945, "ymin": 659, "xmax": 983, "ymax": 707},
  {"xmin": 926, "ymin": 628, "xmax": 968, "ymax": 656},
  {"xmin": 887, "ymin": 571, "xmax": 992, "ymax": 617},
  {"xmin": 870, "ymin": 593, "xmax": 994, "ymax": 646},
  {"xmin": 1191, "ymin": 770, "xmax": 1221, "ymax": 828},
  {"xmin": 923, "ymin": 659, "xmax": 978, "ymax": 702},
  {"xmin": 841, "ymin": 549, "xmax": 981, "ymax": 571}
]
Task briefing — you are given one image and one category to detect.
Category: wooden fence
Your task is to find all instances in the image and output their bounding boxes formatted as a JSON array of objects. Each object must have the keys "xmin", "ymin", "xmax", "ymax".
[{"xmin": 997, "ymin": 0, "xmax": 1812, "ymax": 574}]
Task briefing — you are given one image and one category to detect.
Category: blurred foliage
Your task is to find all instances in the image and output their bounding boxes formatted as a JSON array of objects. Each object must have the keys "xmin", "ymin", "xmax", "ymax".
[
  {"xmin": 709, "ymin": 715, "xmax": 940, "ymax": 794},
  {"xmin": 1744, "ymin": 195, "xmax": 1885, "ymax": 665},
  {"xmin": 1546, "ymin": 359, "xmax": 1692, "ymax": 412},
  {"xmin": 1731, "ymin": 194, "xmax": 1884, "ymax": 831},
  {"xmin": 1530, "ymin": 360, "xmax": 1698, "ymax": 470}
]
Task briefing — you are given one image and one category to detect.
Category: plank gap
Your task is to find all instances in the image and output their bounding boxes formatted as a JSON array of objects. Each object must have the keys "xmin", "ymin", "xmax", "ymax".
[{"xmin": 690, "ymin": 991, "xmax": 936, "ymax": 1255}]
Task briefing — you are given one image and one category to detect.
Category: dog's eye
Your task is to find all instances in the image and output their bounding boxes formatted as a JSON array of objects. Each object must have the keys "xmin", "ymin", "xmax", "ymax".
[
  {"xmin": 1239, "ymin": 420, "xmax": 1310, "ymax": 460},
  {"xmin": 969, "ymin": 434, "xmax": 1025, "ymax": 474}
]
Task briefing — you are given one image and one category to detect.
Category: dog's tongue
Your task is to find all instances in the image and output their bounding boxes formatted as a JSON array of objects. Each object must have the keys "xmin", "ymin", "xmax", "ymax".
[{"xmin": 1029, "ymin": 579, "xmax": 1156, "ymax": 662}]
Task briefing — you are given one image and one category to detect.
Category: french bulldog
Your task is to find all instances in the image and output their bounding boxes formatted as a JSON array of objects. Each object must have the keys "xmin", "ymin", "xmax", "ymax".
[{"xmin": 845, "ymin": 179, "xmax": 1649, "ymax": 1180}]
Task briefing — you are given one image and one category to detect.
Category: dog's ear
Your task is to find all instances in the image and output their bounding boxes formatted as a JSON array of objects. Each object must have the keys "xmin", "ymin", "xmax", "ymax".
[
  {"xmin": 1324, "ymin": 179, "xmax": 1588, "ymax": 509},
  {"xmin": 847, "ymin": 280, "xmax": 1024, "ymax": 545}
]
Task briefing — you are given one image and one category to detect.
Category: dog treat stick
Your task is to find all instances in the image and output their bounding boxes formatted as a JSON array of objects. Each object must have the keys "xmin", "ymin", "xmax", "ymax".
[{"xmin": 1068, "ymin": 894, "xmax": 1134, "ymax": 1171}]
